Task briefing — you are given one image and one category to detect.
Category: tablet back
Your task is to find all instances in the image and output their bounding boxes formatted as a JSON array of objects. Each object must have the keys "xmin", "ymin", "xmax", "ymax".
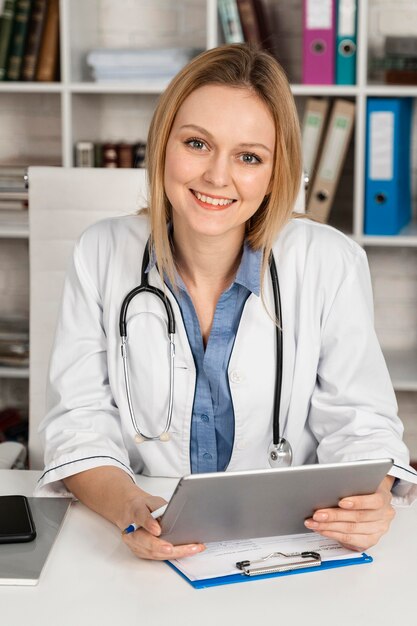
[{"xmin": 160, "ymin": 459, "xmax": 393, "ymax": 544}]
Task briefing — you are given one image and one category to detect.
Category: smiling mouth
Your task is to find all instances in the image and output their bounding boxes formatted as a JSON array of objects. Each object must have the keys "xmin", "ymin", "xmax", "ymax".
[{"xmin": 190, "ymin": 189, "xmax": 236, "ymax": 207}]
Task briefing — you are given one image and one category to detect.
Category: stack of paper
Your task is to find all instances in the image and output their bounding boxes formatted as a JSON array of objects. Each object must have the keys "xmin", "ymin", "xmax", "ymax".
[{"xmin": 86, "ymin": 48, "xmax": 201, "ymax": 82}]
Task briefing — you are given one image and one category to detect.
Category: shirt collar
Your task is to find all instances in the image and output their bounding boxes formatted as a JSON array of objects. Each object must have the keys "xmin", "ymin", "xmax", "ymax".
[{"xmin": 146, "ymin": 234, "xmax": 262, "ymax": 298}]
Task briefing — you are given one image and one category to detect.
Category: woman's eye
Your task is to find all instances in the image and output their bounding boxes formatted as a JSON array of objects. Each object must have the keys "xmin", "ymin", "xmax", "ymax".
[
  {"xmin": 240, "ymin": 153, "xmax": 261, "ymax": 165},
  {"xmin": 185, "ymin": 138, "xmax": 206, "ymax": 150}
]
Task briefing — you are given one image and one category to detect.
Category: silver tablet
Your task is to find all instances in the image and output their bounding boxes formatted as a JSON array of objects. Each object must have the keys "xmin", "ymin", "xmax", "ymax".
[{"xmin": 159, "ymin": 458, "xmax": 393, "ymax": 544}]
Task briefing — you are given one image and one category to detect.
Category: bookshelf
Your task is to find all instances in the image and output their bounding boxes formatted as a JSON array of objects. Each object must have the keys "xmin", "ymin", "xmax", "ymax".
[{"xmin": 0, "ymin": 0, "xmax": 416, "ymax": 458}]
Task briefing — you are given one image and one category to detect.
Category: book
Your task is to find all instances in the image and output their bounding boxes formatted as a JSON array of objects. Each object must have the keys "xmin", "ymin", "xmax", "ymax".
[
  {"xmin": 6, "ymin": 0, "xmax": 32, "ymax": 80},
  {"xmin": 385, "ymin": 68, "xmax": 417, "ymax": 86},
  {"xmin": 218, "ymin": 0, "xmax": 244, "ymax": 44},
  {"xmin": 74, "ymin": 141, "xmax": 147, "ymax": 168},
  {"xmin": 236, "ymin": 0, "xmax": 261, "ymax": 45},
  {"xmin": 118, "ymin": 143, "xmax": 134, "ymax": 168},
  {"xmin": 74, "ymin": 141, "xmax": 95, "ymax": 167},
  {"xmin": 0, "ymin": 0, "xmax": 16, "ymax": 80},
  {"xmin": 35, "ymin": 0, "xmax": 59, "ymax": 81},
  {"xmin": 252, "ymin": 0, "xmax": 274, "ymax": 52},
  {"xmin": 102, "ymin": 142, "xmax": 119, "ymax": 168},
  {"xmin": 21, "ymin": 0, "xmax": 47, "ymax": 81},
  {"xmin": 133, "ymin": 142, "xmax": 146, "ymax": 168},
  {"xmin": 94, "ymin": 143, "xmax": 103, "ymax": 168}
]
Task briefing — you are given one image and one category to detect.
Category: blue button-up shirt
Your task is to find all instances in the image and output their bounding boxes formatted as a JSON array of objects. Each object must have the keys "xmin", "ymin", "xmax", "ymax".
[{"xmin": 148, "ymin": 241, "xmax": 262, "ymax": 473}]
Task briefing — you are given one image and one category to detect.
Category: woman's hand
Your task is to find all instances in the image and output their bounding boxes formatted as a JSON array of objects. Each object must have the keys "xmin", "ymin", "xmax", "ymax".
[
  {"xmin": 304, "ymin": 475, "xmax": 396, "ymax": 551},
  {"xmin": 121, "ymin": 492, "xmax": 206, "ymax": 561}
]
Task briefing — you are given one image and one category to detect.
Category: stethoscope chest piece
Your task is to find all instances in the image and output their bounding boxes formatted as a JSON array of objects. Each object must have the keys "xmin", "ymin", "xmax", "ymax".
[{"xmin": 268, "ymin": 438, "xmax": 293, "ymax": 468}]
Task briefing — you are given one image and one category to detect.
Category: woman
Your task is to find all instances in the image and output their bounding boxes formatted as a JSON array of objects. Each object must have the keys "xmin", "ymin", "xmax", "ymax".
[{"xmin": 36, "ymin": 45, "xmax": 416, "ymax": 560}]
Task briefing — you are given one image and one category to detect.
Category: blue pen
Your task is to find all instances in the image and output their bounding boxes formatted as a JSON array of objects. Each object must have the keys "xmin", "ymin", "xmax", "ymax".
[
  {"xmin": 122, "ymin": 522, "xmax": 139, "ymax": 535},
  {"xmin": 122, "ymin": 504, "xmax": 168, "ymax": 535}
]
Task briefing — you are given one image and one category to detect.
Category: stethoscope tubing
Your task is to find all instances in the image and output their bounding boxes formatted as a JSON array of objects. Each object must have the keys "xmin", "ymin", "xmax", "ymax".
[
  {"xmin": 118, "ymin": 236, "xmax": 291, "ymax": 463},
  {"xmin": 269, "ymin": 253, "xmax": 283, "ymax": 446}
]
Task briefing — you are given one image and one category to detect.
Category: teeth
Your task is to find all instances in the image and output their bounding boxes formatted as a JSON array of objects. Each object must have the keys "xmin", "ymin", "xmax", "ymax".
[{"xmin": 193, "ymin": 190, "xmax": 234, "ymax": 207}]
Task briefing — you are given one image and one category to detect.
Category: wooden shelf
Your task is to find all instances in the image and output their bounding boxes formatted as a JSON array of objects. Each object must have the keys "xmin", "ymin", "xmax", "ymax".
[{"xmin": 0, "ymin": 366, "xmax": 29, "ymax": 379}]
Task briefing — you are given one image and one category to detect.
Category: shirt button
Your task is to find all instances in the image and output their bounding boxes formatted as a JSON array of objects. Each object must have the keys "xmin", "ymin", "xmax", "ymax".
[
  {"xmin": 237, "ymin": 440, "xmax": 247, "ymax": 450},
  {"xmin": 230, "ymin": 369, "xmax": 244, "ymax": 383},
  {"xmin": 201, "ymin": 414, "xmax": 209, "ymax": 423},
  {"xmin": 203, "ymin": 453, "xmax": 212, "ymax": 460}
]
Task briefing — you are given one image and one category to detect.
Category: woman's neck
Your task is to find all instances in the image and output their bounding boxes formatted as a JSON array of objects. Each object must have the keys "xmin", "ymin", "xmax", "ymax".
[{"xmin": 171, "ymin": 224, "xmax": 245, "ymax": 291}]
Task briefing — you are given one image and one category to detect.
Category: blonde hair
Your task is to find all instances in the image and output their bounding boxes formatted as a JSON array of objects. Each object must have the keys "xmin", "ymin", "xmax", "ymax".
[{"xmin": 145, "ymin": 43, "xmax": 302, "ymax": 286}]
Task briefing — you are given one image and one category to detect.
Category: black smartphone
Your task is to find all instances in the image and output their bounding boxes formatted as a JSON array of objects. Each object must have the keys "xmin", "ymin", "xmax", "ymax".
[{"xmin": 0, "ymin": 495, "xmax": 36, "ymax": 543}]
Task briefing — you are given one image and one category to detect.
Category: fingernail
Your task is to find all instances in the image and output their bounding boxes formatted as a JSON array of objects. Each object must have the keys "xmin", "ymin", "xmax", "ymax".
[
  {"xmin": 305, "ymin": 520, "xmax": 319, "ymax": 529},
  {"xmin": 161, "ymin": 545, "xmax": 173, "ymax": 554},
  {"xmin": 340, "ymin": 500, "xmax": 354, "ymax": 508},
  {"xmin": 188, "ymin": 545, "xmax": 200, "ymax": 553},
  {"xmin": 313, "ymin": 512, "xmax": 328, "ymax": 521}
]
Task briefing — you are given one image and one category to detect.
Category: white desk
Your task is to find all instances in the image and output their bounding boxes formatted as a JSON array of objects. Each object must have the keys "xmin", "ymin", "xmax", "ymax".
[{"xmin": 1, "ymin": 470, "xmax": 416, "ymax": 626}]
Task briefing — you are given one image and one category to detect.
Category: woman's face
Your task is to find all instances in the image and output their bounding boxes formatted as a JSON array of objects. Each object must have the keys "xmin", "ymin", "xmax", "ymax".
[{"xmin": 164, "ymin": 84, "xmax": 275, "ymax": 242}]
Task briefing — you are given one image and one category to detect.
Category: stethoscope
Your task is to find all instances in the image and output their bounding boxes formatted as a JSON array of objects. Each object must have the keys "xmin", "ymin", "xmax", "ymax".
[{"xmin": 119, "ymin": 237, "xmax": 293, "ymax": 468}]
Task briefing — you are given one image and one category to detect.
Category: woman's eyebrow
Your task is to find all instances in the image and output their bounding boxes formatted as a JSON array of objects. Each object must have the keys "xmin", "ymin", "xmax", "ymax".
[{"xmin": 179, "ymin": 124, "xmax": 272, "ymax": 153}]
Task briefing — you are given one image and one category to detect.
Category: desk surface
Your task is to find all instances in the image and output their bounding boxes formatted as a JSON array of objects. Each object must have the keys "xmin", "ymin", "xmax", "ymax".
[{"xmin": 1, "ymin": 470, "xmax": 416, "ymax": 626}]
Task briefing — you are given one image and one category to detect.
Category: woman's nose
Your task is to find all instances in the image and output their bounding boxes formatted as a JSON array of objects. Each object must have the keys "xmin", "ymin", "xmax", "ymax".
[{"xmin": 202, "ymin": 153, "xmax": 232, "ymax": 188}]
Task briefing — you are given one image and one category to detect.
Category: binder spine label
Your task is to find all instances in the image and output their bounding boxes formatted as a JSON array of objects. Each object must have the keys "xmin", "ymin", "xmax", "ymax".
[
  {"xmin": 320, "ymin": 115, "xmax": 350, "ymax": 181},
  {"xmin": 303, "ymin": 112, "xmax": 324, "ymax": 175},
  {"xmin": 307, "ymin": 0, "xmax": 332, "ymax": 29},
  {"xmin": 338, "ymin": 0, "xmax": 356, "ymax": 36},
  {"xmin": 370, "ymin": 112, "xmax": 394, "ymax": 181}
]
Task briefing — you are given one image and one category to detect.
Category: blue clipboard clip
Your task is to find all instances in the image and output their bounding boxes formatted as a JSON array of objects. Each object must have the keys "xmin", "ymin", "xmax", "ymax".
[{"xmin": 236, "ymin": 550, "xmax": 321, "ymax": 577}]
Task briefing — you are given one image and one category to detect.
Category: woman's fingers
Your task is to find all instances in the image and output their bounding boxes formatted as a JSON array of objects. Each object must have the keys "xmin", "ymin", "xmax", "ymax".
[
  {"xmin": 305, "ymin": 518, "xmax": 393, "ymax": 536},
  {"xmin": 125, "ymin": 494, "xmax": 167, "ymax": 536},
  {"xmin": 314, "ymin": 529, "xmax": 380, "ymax": 551},
  {"xmin": 121, "ymin": 493, "xmax": 205, "ymax": 560},
  {"xmin": 123, "ymin": 528, "xmax": 205, "ymax": 560},
  {"xmin": 304, "ymin": 486, "xmax": 395, "ymax": 551}
]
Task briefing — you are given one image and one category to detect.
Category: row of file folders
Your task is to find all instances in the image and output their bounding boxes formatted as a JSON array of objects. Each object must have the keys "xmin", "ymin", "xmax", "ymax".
[
  {"xmin": 303, "ymin": 0, "xmax": 357, "ymax": 85},
  {"xmin": 219, "ymin": 0, "xmax": 357, "ymax": 85},
  {"xmin": 304, "ymin": 97, "xmax": 414, "ymax": 236}
]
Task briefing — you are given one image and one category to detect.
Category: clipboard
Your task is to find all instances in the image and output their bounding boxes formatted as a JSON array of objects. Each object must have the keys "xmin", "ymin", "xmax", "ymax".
[{"xmin": 166, "ymin": 552, "xmax": 372, "ymax": 589}]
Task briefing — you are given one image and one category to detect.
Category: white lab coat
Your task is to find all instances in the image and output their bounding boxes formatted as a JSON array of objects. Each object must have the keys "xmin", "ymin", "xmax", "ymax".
[{"xmin": 35, "ymin": 215, "xmax": 417, "ymax": 505}]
